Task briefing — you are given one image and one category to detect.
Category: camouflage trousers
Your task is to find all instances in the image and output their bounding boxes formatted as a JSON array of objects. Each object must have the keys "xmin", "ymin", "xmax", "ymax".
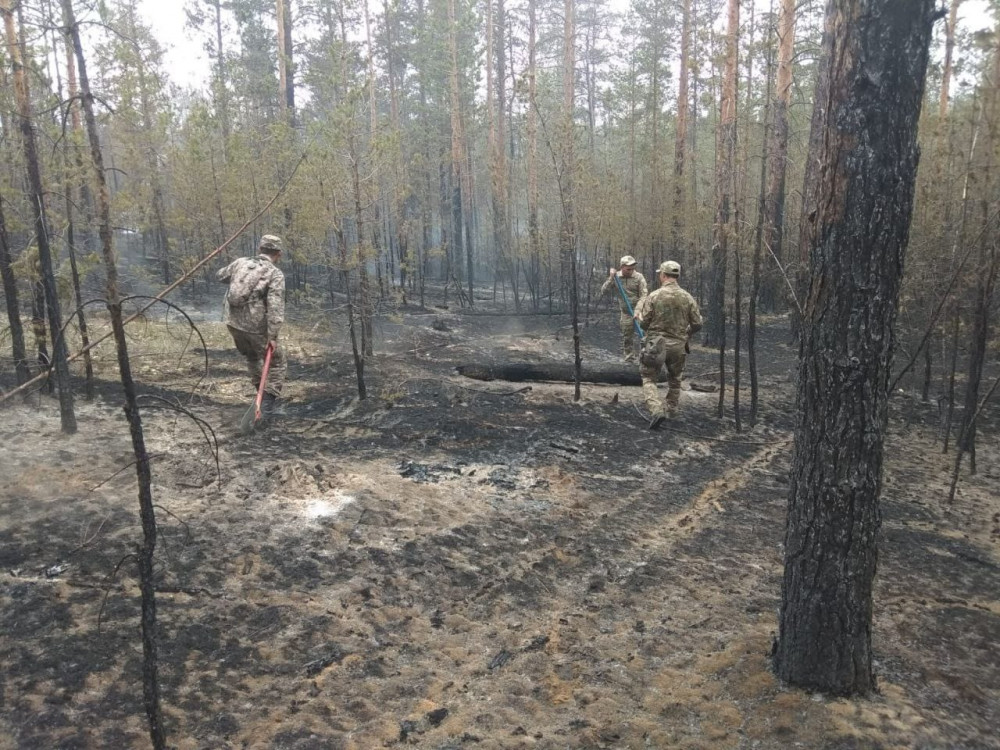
[
  {"xmin": 619, "ymin": 312, "xmax": 639, "ymax": 362},
  {"xmin": 639, "ymin": 334, "xmax": 686, "ymax": 418},
  {"xmin": 227, "ymin": 325, "xmax": 286, "ymax": 396}
]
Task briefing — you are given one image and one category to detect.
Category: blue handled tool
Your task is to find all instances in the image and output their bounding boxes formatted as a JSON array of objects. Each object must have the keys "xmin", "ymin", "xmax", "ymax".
[{"xmin": 613, "ymin": 273, "xmax": 645, "ymax": 340}]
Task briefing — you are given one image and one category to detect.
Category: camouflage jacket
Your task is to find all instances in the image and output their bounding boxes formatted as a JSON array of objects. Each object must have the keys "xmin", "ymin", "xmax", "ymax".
[
  {"xmin": 636, "ymin": 281, "xmax": 702, "ymax": 342},
  {"xmin": 217, "ymin": 254, "xmax": 285, "ymax": 338},
  {"xmin": 600, "ymin": 271, "xmax": 648, "ymax": 314}
]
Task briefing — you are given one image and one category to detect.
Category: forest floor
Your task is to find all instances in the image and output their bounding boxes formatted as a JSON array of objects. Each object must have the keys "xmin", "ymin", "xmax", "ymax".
[{"xmin": 0, "ymin": 297, "xmax": 997, "ymax": 750}]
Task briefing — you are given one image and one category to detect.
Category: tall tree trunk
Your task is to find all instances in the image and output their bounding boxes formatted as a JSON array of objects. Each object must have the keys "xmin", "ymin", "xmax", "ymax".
[
  {"xmin": 62, "ymin": 28, "xmax": 96, "ymax": 398},
  {"xmin": 955, "ymin": 21, "xmax": 1000, "ymax": 476},
  {"xmin": 750, "ymin": 5, "xmax": 776, "ymax": 426},
  {"xmin": 276, "ymin": 0, "xmax": 295, "ymax": 122},
  {"xmin": 2, "ymin": 0, "xmax": 76, "ymax": 433},
  {"xmin": 527, "ymin": 0, "xmax": 540, "ymax": 311},
  {"xmin": 363, "ymin": 0, "xmax": 386, "ymax": 303},
  {"xmin": 793, "ymin": 1, "xmax": 835, "ymax": 340},
  {"xmin": 939, "ymin": 0, "xmax": 961, "ymax": 121},
  {"xmin": 127, "ymin": 2, "xmax": 173, "ymax": 287},
  {"xmin": 213, "ymin": 0, "xmax": 230, "ymax": 149},
  {"xmin": 672, "ymin": 0, "xmax": 691, "ymax": 264},
  {"xmin": 760, "ymin": 0, "xmax": 796, "ymax": 313},
  {"xmin": 63, "ymin": 1, "xmax": 164, "ymax": 743},
  {"xmin": 447, "ymin": 0, "xmax": 468, "ymax": 306},
  {"xmin": 774, "ymin": 0, "xmax": 937, "ymax": 696},
  {"xmin": 338, "ymin": 5, "xmax": 373, "ymax": 355},
  {"xmin": 0, "ymin": 195, "xmax": 29, "ymax": 384},
  {"xmin": 563, "ymin": 0, "xmax": 580, "ymax": 401},
  {"xmin": 706, "ymin": 0, "xmax": 739, "ymax": 411},
  {"xmin": 31, "ymin": 280, "xmax": 49, "ymax": 390}
]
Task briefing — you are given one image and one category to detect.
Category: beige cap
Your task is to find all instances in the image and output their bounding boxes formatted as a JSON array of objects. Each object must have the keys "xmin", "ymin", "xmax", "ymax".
[
  {"xmin": 658, "ymin": 260, "xmax": 681, "ymax": 276},
  {"xmin": 620, "ymin": 255, "xmax": 637, "ymax": 267},
  {"xmin": 259, "ymin": 234, "xmax": 283, "ymax": 252}
]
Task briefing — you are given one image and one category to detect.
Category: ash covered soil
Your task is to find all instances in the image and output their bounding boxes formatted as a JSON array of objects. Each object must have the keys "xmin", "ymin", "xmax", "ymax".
[{"xmin": 0, "ymin": 302, "xmax": 998, "ymax": 750}]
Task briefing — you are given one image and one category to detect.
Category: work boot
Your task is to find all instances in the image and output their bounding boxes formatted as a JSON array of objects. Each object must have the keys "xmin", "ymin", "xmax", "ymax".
[
  {"xmin": 648, "ymin": 414, "xmax": 666, "ymax": 431},
  {"xmin": 261, "ymin": 392, "xmax": 281, "ymax": 417}
]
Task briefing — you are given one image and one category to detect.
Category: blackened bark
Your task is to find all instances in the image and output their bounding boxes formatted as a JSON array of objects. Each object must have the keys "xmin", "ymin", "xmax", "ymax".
[
  {"xmin": 761, "ymin": 0, "xmax": 796, "ymax": 313},
  {"xmin": 31, "ymin": 279, "xmax": 49, "ymax": 389},
  {"xmin": 64, "ymin": 2, "xmax": 164, "ymax": 744},
  {"xmin": 774, "ymin": 0, "xmax": 937, "ymax": 696},
  {"xmin": 458, "ymin": 363, "xmax": 676, "ymax": 386},
  {"xmin": 943, "ymin": 303, "xmax": 960, "ymax": 453},
  {"xmin": 562, "ymin": 0, "xmax": 580, "ymax": 402},
  {"xmin": 705, "ymin": 0, "xmax": 739, "ymax": 351},
  {"xmin": 958, "ymin": 248, "xmax": 997, "ymax": 474},
  {"xmin": 792, "ymin": 5, "xmax": 834, "ymax": 341},
  {"xmin": 0, "ymin": 196, "xmax": 29, "ymax": 384},
  {"xmin": 2, "ymin": 1, "xmax": 76, "ymax": 431}
]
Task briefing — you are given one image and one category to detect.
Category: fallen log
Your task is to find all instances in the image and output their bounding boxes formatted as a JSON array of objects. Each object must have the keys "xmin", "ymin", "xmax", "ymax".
[
  {"xmin": 456, "ymin": 363, "xmax": 719, "ymax": 391},
  {"xmin": 458, "ymin": 362, "xmax": 658, "ymax": 386}
]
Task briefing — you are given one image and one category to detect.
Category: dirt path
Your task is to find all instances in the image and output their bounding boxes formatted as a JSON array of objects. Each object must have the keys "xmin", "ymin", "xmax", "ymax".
[{"xmin": 0, "ymin": 311, "xmax": 996, "ymax": 749}]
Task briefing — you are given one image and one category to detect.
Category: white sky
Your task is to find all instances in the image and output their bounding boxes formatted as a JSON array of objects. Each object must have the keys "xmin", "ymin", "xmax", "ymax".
[{"xmin": 139, "ymin": 0, "xmax": 996, "ymax": 94}]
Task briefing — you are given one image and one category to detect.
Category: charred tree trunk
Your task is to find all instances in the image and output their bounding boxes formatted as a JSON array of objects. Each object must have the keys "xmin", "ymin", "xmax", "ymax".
[
  {"xmin": 31, "ymin": 280, "xmax": 50, "ymax": 391},
  {"xmin": 958, "ymin": 246, "xmax": 997, "ymax": 474},
  {"xmin": 458, "ymin": 362, "xmax": 681, "ymax": 386},
  {"xmin": 64, "ymin": 1, "xmax": 164, "ymax": 744},
  {"xmin": 527, "ymin": 0, "xmax": 540, "ymax": 311},
  {"xmin": 760, "ymin": 0, "xmax": 796, "ymax": 313},
  {"xmin": 943, "ymin": 303, "xmax": 960, "ymax": 452},
  {"xmin": 774, "ymin": 0, "xmax": 938, "ymax": 696},
  {"xmin": 62, "ymin": 0, "xmax": 166, "ymax": 750},
  {"xmin": 672, "ymin": 0, "xmax": 691, "ymax": 264},
  {"xmin": 2, "ymin": 0, "xmax": 76, "ymax": 432},
  {"xmin": 562, "ymin": 0, "xmax": 580, "ymax": 401},
  {"xmin": 750, "ymin": 10, "xmax": 775, "ymax": 427},
  {"xmin": 63, "ymin": 31, "xmax": 94, "ymax": 397},
  {"xmin": 0, "ymin": 195, "xmax": 30, "ymax": 384},
  {"xmin": 447, "ymin": 0, "xmax": 469, "ymax": 308},
  {"xmin": 706, "ymin": 0, "xmax": 739, "ymax": 403},
  {"xmin": 956, "ymin": 27, "xmax": 1000, "ymax": 476},
  {"xmin": 276, "ymin": 0, "xmax": 295, "ymax": 122}
]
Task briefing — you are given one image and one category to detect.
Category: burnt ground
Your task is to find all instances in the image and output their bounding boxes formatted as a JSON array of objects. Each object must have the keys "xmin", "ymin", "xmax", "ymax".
[{"xmin": 0, "ymin": 301, "xmax": 997, "ymax": 750}]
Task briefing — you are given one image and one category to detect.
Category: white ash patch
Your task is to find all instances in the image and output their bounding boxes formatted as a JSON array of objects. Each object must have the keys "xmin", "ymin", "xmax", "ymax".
[{"xmin": 302, "ymin": 491, "xmax": 355, "ymax": 520}]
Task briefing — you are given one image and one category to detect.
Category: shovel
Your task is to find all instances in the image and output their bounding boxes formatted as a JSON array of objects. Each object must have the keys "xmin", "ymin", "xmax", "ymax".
[
  {"xmin": 238, "ymin": 341, "xmax": 274, "ymax": 434},
  {"xmin": 613, "ymin": 273, "xmax": 645, "ymax": 341}
]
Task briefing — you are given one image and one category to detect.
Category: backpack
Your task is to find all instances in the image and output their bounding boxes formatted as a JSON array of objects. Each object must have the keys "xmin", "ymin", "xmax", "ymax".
[{"xmin": 226, "ymin": 259, "xmax": 272, "ymax": 308}]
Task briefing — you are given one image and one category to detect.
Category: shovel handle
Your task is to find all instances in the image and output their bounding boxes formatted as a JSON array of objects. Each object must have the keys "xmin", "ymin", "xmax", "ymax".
[
  {"xmin": 254, "ymin": 342, "xmax": 275, "ymax": 421},
  {"xmin": 614, "ymin": 274, "xmax": 645, "ymax": 340}
]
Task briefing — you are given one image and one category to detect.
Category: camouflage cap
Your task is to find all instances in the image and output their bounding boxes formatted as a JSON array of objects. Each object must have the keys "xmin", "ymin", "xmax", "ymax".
[
  {"xmin": 259, "ymin": 234, "xmax": 283, "ymax": 253},
  {"xmin": 658, "ymin": 260, "xmax": 681, "ymax": 276},
  {"xmin": 620, "ymin": 255, "xmax": 637, "ymax": 267}
]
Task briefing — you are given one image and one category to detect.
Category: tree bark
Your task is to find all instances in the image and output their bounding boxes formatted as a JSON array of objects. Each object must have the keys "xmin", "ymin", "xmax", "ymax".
[
  {"xmin": 2, "ymin": 0, "xmax": 76, "ymax": 432},
  {"xmin": 527, "ymin": 0, "xmax": 540, "ymax": 311},
  {"xmin": 0, "ymin": 195, "xmax": 29, "ymax": 384},
  {"xmin": 956, "ymin": 24, "xmax": 1000, "ymax": 476},
  {"xmin": 64, "ymin": 0, "xmax": 164, "ymax": 743},
  {"xmin": 672, "ymin": 0, "xmax": 691, "ymax": 264},
  {"xmin": 562, "ymin": 0, "xmax": 580, "ymax": 402},
  {"xmin": 63, "ymin": 28, "xmax": 94, "ymax": 397},
  {"xmin": 774, "ymin": 0, "xmax": 938, "ymax": 696},
  {"xmin": 447, "ymin": 0, "xmax": 469, "ymax": 307},
  {"xmin": 458, "ymin": 362, "xmax": 678, "ymax": 386},
  {"xmin": 276, "ymin": 0, "xmax": 295, "ymax": 123},
  {"xmin": 760, "ymin": 0, "xmax": 796, "ymax": 313},
  {"xmin": 706, "ymin": 0, "xmax": 739, "ymax": 413}
]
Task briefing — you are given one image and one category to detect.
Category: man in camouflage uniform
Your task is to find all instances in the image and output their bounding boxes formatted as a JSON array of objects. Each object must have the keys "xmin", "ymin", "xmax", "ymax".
[
  {"xmin": 600, "ymin": 255, "xmax": 648, "ymax": 362},
  {"xmin": 217, "ymin": 235, "xmax": 287, "ymax": 413},
  {"xmin": 636, "ymin": 260, "xmax": 702, "ymax": 430}
]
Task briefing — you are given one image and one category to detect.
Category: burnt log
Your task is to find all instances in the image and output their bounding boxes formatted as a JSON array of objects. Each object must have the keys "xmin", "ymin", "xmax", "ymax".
[{"xmin": 457, "ymin": 362, "xmax": 671, "ymax": 386}]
